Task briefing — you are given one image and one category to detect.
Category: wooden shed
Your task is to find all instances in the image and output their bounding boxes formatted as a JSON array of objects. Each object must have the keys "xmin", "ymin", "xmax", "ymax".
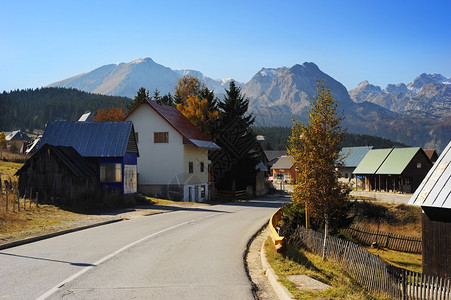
[
  {"xmin": 409, "ymin": 141, "xmax": 451, "ymax": 279},
  {"xmin": 36, "ymin": 121, "xmax": 139, "ymax": 195},
  {"xmin": 15, "ymin": 144, "xmax": 97, "ymax": 205}
]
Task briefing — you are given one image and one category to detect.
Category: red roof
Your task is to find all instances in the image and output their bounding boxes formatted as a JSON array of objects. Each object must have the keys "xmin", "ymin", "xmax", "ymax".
[{"xmin": 126, "ymin": 100, "xmax": 220, "ymax": 149}]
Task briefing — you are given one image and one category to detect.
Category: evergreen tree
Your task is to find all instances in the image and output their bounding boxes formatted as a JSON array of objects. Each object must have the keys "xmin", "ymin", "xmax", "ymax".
[
  {"xmin": 287, "ymin": 81, "xmax": 350, "ymax": 260},
  {"xmin": 211, "ymin": 81, "xmax": 260, "ymax": 191},
  {"xmin": 127, "ymin": 87, "xmax": 149, "ymax": 113}
]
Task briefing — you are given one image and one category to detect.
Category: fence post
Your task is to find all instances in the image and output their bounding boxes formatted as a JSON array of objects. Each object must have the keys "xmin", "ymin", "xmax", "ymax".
[
  {"xmin": 5, "ymin": 186, "xmax": 8, "ymax": 212},
  {"xmin": 17, "ymin": 189, "xmax": 20, "ymax": 212},
  {"xmin": 401, "ymin": 269, "xmax": 406, "ymax": 300}
]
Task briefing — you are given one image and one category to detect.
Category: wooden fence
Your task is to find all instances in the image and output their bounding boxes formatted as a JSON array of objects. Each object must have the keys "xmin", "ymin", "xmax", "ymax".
[
  {"xmin": 1, "ymin": 183, "xmax": 38, "ymax": 212},
  {"xmin": 342, "ymin": 224, "xmax": 422, "ymax": 253},
  {"xmin": 291, "ymin": 226, "xmax": 450, "ymax": 299}
]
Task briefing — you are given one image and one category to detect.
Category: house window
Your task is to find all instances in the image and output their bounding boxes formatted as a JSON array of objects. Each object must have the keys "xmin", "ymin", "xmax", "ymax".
[
  {"xmin": 154, "ymin": 132, "xmax": 168, "ymax": 143},
  {"xmin": 417, "ymin": 162, "xmax": 422, "ymax": 169},
  {"xmin": 100, "ymin": 163, "xmax": 122, "ymax": 182},
  {"xmin": 189, "ymin": 162, "xmax": 193, "ymax": 173},
  {"xmin": 200, "ymin": 162, "xmax": 205, "ymax": 172}
]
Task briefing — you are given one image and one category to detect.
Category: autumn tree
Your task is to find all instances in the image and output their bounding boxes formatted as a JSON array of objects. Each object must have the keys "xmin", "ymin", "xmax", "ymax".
[
  {"xmin": 174, "ymin": 75, "xmax": 219, "ymax": 138},
  {"xmin": 287, "ymin": 81, "xmax": 350, "ymax": 260},
  {"xmin": 93, "ymin": 105, "xmax": 126, "ymax": 121},
  {"xmin": 174, "ymin": 75, "xmax": 204, "ymax": 105},
  {"xmin": 176, "ymin": 95, "xmax": 220, "ymax": 138}
]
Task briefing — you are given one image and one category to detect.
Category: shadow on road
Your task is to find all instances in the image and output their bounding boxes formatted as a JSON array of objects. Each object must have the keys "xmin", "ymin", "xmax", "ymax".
[{"xmin": 0, "ymin": 252, "xmax": 96, "ymax": 267}]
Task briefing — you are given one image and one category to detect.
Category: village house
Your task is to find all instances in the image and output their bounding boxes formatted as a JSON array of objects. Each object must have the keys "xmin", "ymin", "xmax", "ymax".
[
  {"xmin": 408, "ymin": 141, "xmax": 451, "ymax": 279},
  {"xmin": 20, "ymin": 121, "xmax": 139, "ymax": 197},
  {"xmin": 353, "ymin": 147, "xmax": 433, "ymax": 193},
  {"xmin": 5, "ymin": 130, "xmax": 31, "ymax": 153},
  {"xmin": 271, "ymin": 155, "xmax": 296, "ymax": 184},
  {"xmin": 125, "ymin": 100, "xmax": 220, "ymax": 202}
]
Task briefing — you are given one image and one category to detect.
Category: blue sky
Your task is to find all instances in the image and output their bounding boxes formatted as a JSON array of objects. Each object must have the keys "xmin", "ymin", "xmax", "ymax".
[{"xmin": 1, "ymin": 0, "xmax": 450, "ymax": 92}]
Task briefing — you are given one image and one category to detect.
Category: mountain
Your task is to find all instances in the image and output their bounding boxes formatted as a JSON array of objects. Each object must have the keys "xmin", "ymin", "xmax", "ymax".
[
  {"xmin": 44, "ymin": 58, "xmax": 450, "ymax": 152},
  {"xmin": 47, "ymin": 58, "xmax": 236, "ymax": 98},
  {"xmin": 242, "ymin": 63, "xmax": 450, "ymax": 152},
  {"xmin": 349, "ymin": 74, "xmax": 451, "ymax": 117}
]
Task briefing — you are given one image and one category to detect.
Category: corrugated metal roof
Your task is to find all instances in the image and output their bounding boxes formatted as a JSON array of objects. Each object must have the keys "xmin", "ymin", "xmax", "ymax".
[
  {"xmin": 38, "ymin": 121, "xmax": 134, "ymax": 157},
  {"xmin": 353, "ymin": 148, "xmax": 393, "ymax": 174},
  {"xmin": 409, "ymin": 141, "xmax": 451, "ymax": 209},
  {"xmin": 377, "ymin": 147, "xmax": 421, "ymax": 175},
  {"xmin": 339, "ymin": 146, "xmax": 373, "ymax": 167},
  {"xmin": 272, "ymin": 156, "xmax": 293, "ymax": 169}
]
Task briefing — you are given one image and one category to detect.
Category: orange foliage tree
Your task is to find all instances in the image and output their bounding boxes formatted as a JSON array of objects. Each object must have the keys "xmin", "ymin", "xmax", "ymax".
[
  {"xmin": 176, "ymin": 95, "xmax": 220, "ymax": 137},
  {"xmin": 93, "ymin": 105, "xmax": 126, "ymax": 121}
]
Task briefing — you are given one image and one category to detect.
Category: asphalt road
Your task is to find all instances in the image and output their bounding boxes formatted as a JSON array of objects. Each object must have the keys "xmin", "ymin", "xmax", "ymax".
[{"xmin": 0, "ymin": 197, "xmax": 286, "ymax": 300}]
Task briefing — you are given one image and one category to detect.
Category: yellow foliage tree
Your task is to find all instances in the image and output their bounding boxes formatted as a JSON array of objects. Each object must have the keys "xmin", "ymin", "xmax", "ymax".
[
  {"xmin": 177, "ymin": 95, "xmax": 220, "ymax": 137},
  {"xmin": 174, "ymin": 75, "xmax": 203, "ymax": 105}
]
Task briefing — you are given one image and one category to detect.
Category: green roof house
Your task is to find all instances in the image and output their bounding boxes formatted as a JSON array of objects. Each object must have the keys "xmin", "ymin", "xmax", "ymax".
[{"xmin": 353, "ymin": 147, "xmax": 432, "ymax": 193}]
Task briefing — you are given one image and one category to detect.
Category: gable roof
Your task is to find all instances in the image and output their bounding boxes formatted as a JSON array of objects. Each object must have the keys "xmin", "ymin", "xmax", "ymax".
[
  {"xmin": 16, "ymin": 144, "xmax": 96, "ymax": 177},
  {"xmin": 339, "ymin": 146, "xmax": 373, "ymax": 167},
  {"xmin": 5, "ymin": 130, "xmax": 31, "ymax": 141},
  {"xmin": 127, "ymin": 100, "xmax": 220, "ymax": 150},
  {"xmin": 272, "ymin": 156, "xmax": 294, "ymax": 170},
  {"xmin": 264, "ymin": 150, "xmax": 288, "ymax": 162},
  {"xmin": 38, "ymin": 121, "xmax": 137, "ymax": 157},
  {"xmin": 409, "ymin": 141, "xmax": 451, "ymax": 209},
  {"xmin": 377, "ymin": 147, "xmax": 423, "ymax": 175},
  {"xmin": 423, "ymin": 149, "xmax": 439, "ymax": 162},
  {"xmin": 353, "ymin": 148, "xmax": 393, "ymax": 174}
]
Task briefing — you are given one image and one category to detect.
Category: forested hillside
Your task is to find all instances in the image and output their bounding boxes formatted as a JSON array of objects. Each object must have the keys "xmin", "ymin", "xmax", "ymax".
[
  {"xmin": 0, "ymin": 88, "xmax": 130, "ymax": 131},
  {"xmin": 253, "ymin": 126, "xmax": 407, "ymax": 150}
]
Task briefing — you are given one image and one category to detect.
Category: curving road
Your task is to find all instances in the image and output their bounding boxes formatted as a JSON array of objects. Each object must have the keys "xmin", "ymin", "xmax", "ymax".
[{"xmin": 0, "ymin": 197, "xmax": 286, "ymax": 299}]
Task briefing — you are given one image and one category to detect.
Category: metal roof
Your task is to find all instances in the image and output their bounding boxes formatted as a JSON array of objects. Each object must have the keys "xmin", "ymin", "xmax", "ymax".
[
  {"xmin": 409, "ymin": 141, "xmax": 451, "ymax": 209},
  {"xmin": 353, "ymin": 148, "xmax": 393, "ymax": 174},
  {"xmin": 377, "ymin": 147, "xmax": 421, "ymax": 175},
  {"xmin": 272, "ymin": 156, "xmax": 293, "ymax": 169},
  {"xmin": 339, "ymin": 146, "xmax": 373, "ymax": 167},
  {"xmin": 38, "ymin": 121, "xmax": 134, "ymax": 157}
]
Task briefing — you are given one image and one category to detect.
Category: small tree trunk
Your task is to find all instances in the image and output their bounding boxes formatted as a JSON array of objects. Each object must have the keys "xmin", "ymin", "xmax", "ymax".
[{"xmin": 322, "ymin": 214, "xmax": 329, "ymax": 261}]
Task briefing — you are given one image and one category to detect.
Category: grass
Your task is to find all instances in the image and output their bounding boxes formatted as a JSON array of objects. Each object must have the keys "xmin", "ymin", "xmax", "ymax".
[
  {"xmin": 0, "ymin": 204, "xmax": 94, "ymax": 243},
  {"xmin": 364, "ymin": 246, "xmax": 422, "ymax": 273},
  {"xmin": 264, "ymin": 237, "xmax": 391, "ymax": 300}
]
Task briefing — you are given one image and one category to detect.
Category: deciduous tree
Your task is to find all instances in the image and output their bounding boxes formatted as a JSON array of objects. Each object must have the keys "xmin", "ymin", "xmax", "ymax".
[
  {"xmin": 288, "ymin": 81, "xmax": 350, "ymax": 260},
  {"xmin": 93, "ymin": 105, "xmax": 126, "ymax": 121}
]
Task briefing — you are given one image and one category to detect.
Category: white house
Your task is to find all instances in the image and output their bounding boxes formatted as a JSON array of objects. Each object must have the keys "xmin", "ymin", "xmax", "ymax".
[{"xmin": 125, "ymin": 100, "xmax": 220, "ymax": 202}]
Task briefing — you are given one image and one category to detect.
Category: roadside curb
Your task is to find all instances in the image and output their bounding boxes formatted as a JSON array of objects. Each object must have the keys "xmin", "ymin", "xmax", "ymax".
[
  {"xmin": 0, "ymin": 218, "xmax": 123, "ymax": 250},
  {"xmin": 260, "ymin": 233, "xmax": 295, "ymax": 300}
]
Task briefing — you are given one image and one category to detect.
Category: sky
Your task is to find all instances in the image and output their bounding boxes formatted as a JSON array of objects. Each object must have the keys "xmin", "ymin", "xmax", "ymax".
[{"xmin": 1, "ymin": 0, "xmax": 450, "ymax": 92}]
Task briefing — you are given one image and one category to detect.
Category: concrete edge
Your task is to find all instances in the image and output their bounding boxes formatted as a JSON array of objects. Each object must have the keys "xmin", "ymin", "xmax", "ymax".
[
  {"xmin": 261, "ymin": 237, "xmax": 295, "ymax": 300},
  {"xmin": 0, "ymin": 218, "xmax": 123, "ymax": 251}
]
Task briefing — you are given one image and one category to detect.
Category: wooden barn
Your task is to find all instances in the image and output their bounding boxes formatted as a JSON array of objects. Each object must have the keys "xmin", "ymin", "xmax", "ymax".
[
  {"xmin": 409, "ymin": 141, "xmax": 451, "ymax": 279},
  {"xmin": 32, "ymin": 121, "xmax": 139, "ymax": 195},
  {"xmin": 15, "ymin": 144, "xmax": 97, "ymax": 205}
]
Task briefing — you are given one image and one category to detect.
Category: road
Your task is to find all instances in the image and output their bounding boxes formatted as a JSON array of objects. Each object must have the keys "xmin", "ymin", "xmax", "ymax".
[{"xmin": 0, "ymin": 197, "xmax": 286, "ymax": 299}]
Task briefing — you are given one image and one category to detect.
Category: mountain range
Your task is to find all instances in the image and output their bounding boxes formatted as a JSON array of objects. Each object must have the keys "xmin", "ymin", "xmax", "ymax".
[{"xmin": 46, "ymin": 58, "xmax": 451, "ymax": 152}]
